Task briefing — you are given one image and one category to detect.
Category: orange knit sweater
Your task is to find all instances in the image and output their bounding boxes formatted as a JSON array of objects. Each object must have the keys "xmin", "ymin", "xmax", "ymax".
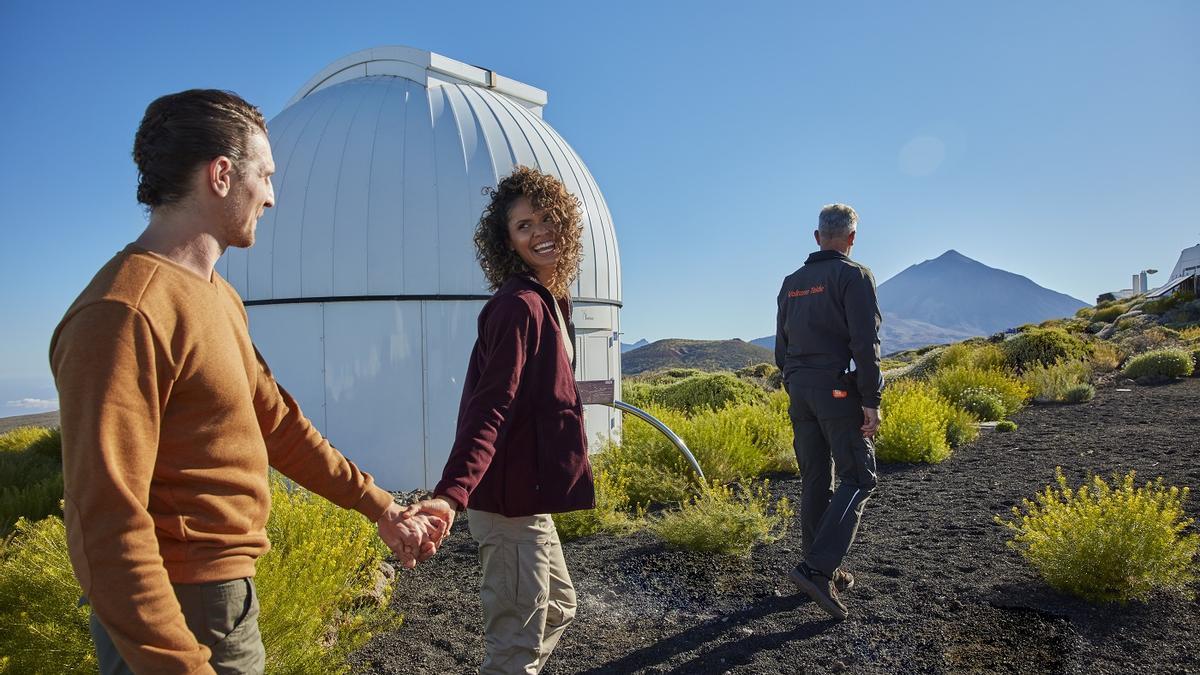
[{"xmin": 50, "ymin": 245, "xmax": 394, "ymax": 674}]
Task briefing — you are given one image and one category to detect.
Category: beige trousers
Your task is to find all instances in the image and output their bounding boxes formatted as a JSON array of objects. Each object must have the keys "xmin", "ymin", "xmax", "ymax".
[{"xmin": 467, "ymin": 509, "xmax": 577, "ymax": 675}]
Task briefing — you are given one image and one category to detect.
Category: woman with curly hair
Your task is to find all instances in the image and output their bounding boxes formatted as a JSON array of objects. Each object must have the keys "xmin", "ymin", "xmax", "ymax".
[{"xmin": 412, "ymin": 166, "xmax": 594, "ymax": 674}]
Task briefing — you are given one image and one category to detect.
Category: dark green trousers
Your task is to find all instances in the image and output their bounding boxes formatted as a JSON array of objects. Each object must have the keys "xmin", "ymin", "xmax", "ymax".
[
  {"xmin": 787, "ymin": 379, "xmax": 878, "ymax": 576},
  {"xmin": 88, "ymin": 577, "xmax": 264, "ymax": 675}
]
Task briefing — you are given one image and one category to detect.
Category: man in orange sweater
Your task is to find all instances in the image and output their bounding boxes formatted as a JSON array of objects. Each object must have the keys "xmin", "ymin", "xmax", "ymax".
[{"xmin": 50, "ymin": 89, "xmax": 446, "ymax": 675}]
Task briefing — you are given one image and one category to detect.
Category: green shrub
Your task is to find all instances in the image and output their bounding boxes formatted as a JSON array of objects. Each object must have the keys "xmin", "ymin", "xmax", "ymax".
[
  {"xmin": 1115, "ymin": 325, "xmax": 1176, "ymax": 356},
  {"xmin": 930, "ymin": 366, "xmax": 1031, "ymax": 418},
  {"xmin": 995, "ymin": 420, "xmax": 1018, "ymax": 432},
  {"xmin": 1141, "ymin": 295, "xmax": 1182, "ymax": 316},
  {"xmin": 554, "ymin": 467, "xmax": 639, "ymax": 540},
  {"xmin": 1075, "ymin": 306, "xmax": 1096, "ymax": 320},
  {"xmin": 944, "ymin": 407, "xmax": 980, "ymax": 448},
  {"xmin": 886, "ymin": 347, "xmax": 944, "ymax": 382},
  {"xmin": 1089, "ymin": 342, "xmax": 1123, "ymax": 372},
  {"xmin": 1122, "ymin": 349, "xmax": 1195, "ymax": 379},
  {"xmin": 1092, "ymin": 304, "xmax": 1129, "ymax": 323},
  {"xmin": 1002, "ymin": 328, "xmax": 1089, "ymax": 371},
  {"xmin": 647, "ymin": 368, "xmax": 704, "ymax": 383},
  {"xmin": 875, "ymin": 381, "xmax": 953, "ymax": 464},
  {"xmin": 997, "ymin": 468, "xmax": 1198, "ymax": 603},
  {"xmin": 257, "ymin": 478, "xmax": 400, "ymax": 674},
  {"xmin": 735, "ymin": 363, "xmax": 777, "ymax": 379},
  {"xmin": 0, "ymin": 427, "xmax": 64, "ymax": 535},
  {"xmin": 1064, "ymin": 384, "xmax": 1095, "ymax": 403},
  {"xmin": 957, "ymin": 388, "xmax": 1007, "ymax": 421},
  {"xmin": 626, "ymin": 372, "xmax": 767, "ymax": 414},
  {"xmin": 651, "ymin": 481, "xmax": 792, "ymax": 556},
  {"xmin": 937, "ymin": 343, "xmax": 1007, "ymax": 372},
  {"xmin": 1021, "ymin": 359, "xmax": 1092, "ymax": 403},
  {"xmin": 1, "ymin": 474, "xmax": 64, "ymax": 536},
  {"xmin": 0, "ymin": 516, "xmax": 96, "ymax": 674},
  {"xmin": 603, "ymin": 392, "xmax": 793, "ymax": 507}
]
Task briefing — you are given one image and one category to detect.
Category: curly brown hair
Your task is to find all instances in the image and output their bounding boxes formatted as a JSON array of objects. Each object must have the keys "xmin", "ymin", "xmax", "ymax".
[{"xmin": 474, "ymin": 166, "xmax": 584, "ymax": 298}]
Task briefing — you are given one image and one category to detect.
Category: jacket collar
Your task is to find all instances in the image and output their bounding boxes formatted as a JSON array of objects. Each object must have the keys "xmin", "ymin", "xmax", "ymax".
[
  {"xmin": 503, "ymin": 273, "xmax": 572, "ymax": 314},
  {"xmin": 804, "ymin": 250, "xmax": 849, "ymax": 265}
]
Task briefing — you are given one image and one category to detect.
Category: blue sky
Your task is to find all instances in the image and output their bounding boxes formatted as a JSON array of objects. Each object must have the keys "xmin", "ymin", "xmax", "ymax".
[{"xmin": 1, "ymin": 1, "xmax": 1197, "ymax": 417}]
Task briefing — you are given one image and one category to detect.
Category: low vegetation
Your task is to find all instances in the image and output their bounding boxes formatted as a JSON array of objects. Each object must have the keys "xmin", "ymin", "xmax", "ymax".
[
  {"xmin": 997, "ymin": 468, "xmax": 1198, "ymax": 603},
  {"xmin": 0, "ymin": 517, "xmax": 95, "ymax": 674},
  {"xmin": 624, "ymin": 372, "xmax": 766, "ymax": 414},
  {"xmin": 1001, "ymin": 328, "xmax": 1089, "ymax": 371},
  {"xmin": 257, "ymin": 477, "xmax": 401, "ymax": 674},
  {"xmin": 936, "ymin": 342, "xmax": 1007, "ymax": 372},
  {"xmin": 995, "ymin": 420, "xmax": 1018, "ymax": 432},
  {"xmin": 1121, "ymin": 348, "xmax": 1195, "ymax": 379},
  {"xmin": 930, "ymin": 365, "xmax": 1030, "ymax": 419},
  {"xmin": 1, "ymin": 427, "xmax": 63, "ymax": 535},
  {"xmin": 875, "ymin": 381, "xmax": 954, "ymax": 464},
  {"xmin": 651, "ymin": 481, "xmax": 792, "ymax": 556},
  {"xmin": 1021, "ymin": 359, "xmax": 1092, "ymax": 403},
  {"xmin": 553, "ymin": 467, "xmax": 638, "ymax": 541}
]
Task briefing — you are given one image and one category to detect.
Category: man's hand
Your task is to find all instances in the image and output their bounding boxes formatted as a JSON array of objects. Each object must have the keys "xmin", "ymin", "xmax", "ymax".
[
  {"xmin": 404, "ymin": 496, "xmax": 457, "ymax": 544},
  {"xmin": 861, "ymin": 407, "xmax": 881, "ymax": 438},
  {"xmin": 377, "ymin": 503, "xmax": 445, "ymax": 569}
]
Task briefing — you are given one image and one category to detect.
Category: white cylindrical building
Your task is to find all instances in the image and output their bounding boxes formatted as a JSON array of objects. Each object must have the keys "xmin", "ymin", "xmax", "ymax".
[{"xmin": 218, "ymin": 46, "xmax": 622, "ymax": 490}]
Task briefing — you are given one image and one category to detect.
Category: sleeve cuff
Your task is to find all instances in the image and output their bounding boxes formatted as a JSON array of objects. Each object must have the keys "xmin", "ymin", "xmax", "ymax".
[
  {"xmin": 353, "ymin": 486, "xmax": 395, "ymax": 522},
  {"xmin": 432, "ymin": 484, "xmax": 467, "ymax": 511}
]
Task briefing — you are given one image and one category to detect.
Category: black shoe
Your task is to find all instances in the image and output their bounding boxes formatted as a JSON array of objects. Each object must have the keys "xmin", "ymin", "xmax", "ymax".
[
  {"xmin": 788, "ymin": 562, "xmax": 849, "ymax": 620},
  {"xmin": 834, "ymin": 567, "xmax": 854, "ymax": 593}
]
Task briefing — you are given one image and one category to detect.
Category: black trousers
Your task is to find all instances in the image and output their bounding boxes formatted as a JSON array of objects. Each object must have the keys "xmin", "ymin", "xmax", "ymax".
[{"xmin": 787, "ymin": 378, "xmax": 878, "ymax": 576}]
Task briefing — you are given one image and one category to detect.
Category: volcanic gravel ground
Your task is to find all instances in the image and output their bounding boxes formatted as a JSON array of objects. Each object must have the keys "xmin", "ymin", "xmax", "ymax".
[{"xmin": 352, "ymin": 378, "xmax": 1200, "ymax": 674}]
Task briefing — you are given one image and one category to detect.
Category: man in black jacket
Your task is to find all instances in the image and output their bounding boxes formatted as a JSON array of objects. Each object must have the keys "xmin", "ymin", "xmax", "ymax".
[{"xmin": 775, "ymin": 203, "xmax": 883, "ymax": 620}]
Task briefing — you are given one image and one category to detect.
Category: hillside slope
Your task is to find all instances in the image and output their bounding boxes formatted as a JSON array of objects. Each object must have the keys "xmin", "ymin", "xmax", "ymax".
[{"xmin": 622, "ymin": 339, "xmax": 774, "ymax": 375}]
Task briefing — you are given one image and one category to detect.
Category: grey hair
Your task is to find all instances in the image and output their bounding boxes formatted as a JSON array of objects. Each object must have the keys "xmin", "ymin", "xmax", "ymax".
[{"xmin": 818, "ymin": 203, "xmax": 858, "ymax": 240}]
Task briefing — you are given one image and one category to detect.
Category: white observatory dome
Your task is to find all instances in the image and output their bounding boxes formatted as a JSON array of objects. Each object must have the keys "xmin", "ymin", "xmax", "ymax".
[{"xmin": 218, "ymin": 46, "xmax": 622, "ymax": 490}]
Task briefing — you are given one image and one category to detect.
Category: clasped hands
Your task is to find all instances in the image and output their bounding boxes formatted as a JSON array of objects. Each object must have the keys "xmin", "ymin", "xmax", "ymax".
[{"xmin": 376, "ymin": 496, "xmax": 458, "ymax": 569}]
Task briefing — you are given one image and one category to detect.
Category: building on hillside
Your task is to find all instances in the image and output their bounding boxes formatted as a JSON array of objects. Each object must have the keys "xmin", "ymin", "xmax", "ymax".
[
  {"xmin": 218, "ymin": 46, "xmax": 622, "ymax": 490},
  {"xmin": 1147, "ymin": 243, "xmax": 1199, "ymax": 299}
]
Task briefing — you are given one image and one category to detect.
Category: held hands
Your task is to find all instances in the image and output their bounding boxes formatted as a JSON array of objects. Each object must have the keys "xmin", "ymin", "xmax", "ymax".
[
  {"xmin": 377, "ymin": 503, "xmax": 447, "ymax": 569},
  {"xmin": 404, "ymin": 496, "xmax": 457, "ymax": 539},
  {"xmin": 861, "ymin": 407, "xmax": 881, "ymax": 438}
]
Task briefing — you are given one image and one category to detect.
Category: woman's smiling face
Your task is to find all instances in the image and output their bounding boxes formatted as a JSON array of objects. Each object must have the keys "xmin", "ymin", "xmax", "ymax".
[{"xmin": 506, "ymin": 196, "xmax": 559, "ymax": 282}]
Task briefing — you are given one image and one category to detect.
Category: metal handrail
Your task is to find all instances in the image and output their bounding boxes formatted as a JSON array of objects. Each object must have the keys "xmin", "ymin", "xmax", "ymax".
[{"xmin": 605, "ymin": 400, "xmax": 706, "ymax": 481}]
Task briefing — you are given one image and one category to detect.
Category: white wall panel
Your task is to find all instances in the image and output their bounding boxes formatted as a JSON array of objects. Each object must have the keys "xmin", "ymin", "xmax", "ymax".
[
  {"xmin": 365, "ymin": 79, "xmax": 407, "ymax": 294},
  {"xmin": 332, "ymin": 78, "xmax": 389, "ymax": 295},
  {"xmin": 271, "ymin": 90, "xmax": 342, "ymax": 299},
  {"xmin": 301, "ymin": 87, "xmax": 363, "ymax": 297},
  {"xmin": 421, "ymin": 300, "xmax": 486, "ymax": 487},
  {"xmin": 461, "ymin": 86, "xmax": 516, "ymax": 182},
  {"xmin": 579, "ymin": 330, "xmax": 616, "ymax": 449},
  {"xmin": 430, "ymin": 88, "xmax": 475, "ymax": 294},
  {"xmin": 401, "ymin": 82, "xmax": 439, "ymax": 294},
  {"xmin": 445, "ymin": 86, "xmax": 498, "ymax": 294},
  {"xmin": 245, "ymin": 304, "xmax": 327, "ymax": 431},
  {"xmin": 322, "ymin": 302, "xmax": 425, "ymax": 489}
]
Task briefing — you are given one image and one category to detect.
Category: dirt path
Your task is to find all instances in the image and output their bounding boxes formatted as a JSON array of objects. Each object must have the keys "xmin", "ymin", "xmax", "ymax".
[{"xmin": 352, "ymin": 378, "xmax": 1200, "ymax": 674}]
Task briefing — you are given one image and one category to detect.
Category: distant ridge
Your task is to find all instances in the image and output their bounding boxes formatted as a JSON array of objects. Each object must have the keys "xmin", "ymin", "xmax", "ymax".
[
  {"xmin": 753, "ymin": 250, "xmax": 1088, "ymax": 354},
  {"xmin": 620, "ymin": 338, "xmax": 649, "ymax": 353},
  {"xmin": 623, "ymin": 339, "xmax": 774, "ymax": 375}
]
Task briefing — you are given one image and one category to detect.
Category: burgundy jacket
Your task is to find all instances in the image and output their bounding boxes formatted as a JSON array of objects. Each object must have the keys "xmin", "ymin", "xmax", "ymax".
[{"xmin": 433, "ymin": 275, "xmax": 595, "ymax": 517}]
